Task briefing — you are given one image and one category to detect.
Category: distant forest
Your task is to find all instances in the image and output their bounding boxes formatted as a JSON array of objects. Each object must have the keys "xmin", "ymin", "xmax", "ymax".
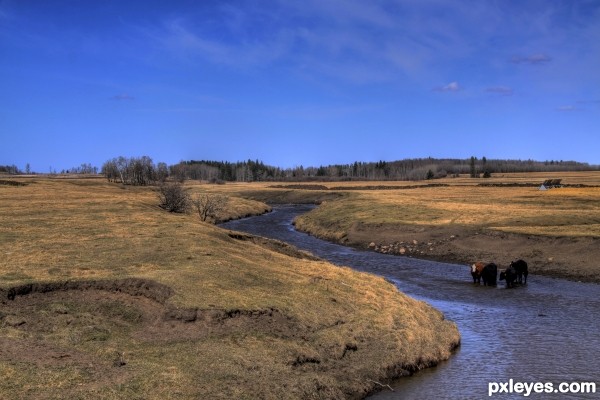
[
  {"xmin": 2, "ymin": 157, "xmax": 597, "ymax": 183},
  {"xmin": 170, "ymin": 157, "xmax": 596, "ymax": 182}
]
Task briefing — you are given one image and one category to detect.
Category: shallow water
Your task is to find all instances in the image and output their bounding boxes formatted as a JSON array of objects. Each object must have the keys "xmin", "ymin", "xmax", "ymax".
[{"xmin": 221, "ymin": 205, "xmax": 600, "ymax": 399}]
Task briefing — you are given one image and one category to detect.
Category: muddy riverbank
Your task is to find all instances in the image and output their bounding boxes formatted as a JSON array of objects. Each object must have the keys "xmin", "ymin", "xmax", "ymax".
[{"xmin": 332, "ymin": 222, "xmax": 600, "ymax": 283}]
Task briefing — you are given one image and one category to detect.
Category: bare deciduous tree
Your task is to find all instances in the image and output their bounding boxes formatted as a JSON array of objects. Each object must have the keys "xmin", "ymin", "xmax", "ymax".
[
  {"xmin": 102, "ymin": 156, "xmax": 168, "ymax": 185},
  {"xmin": 156, "ymin": 162, "xmax": 169, "ymax": 183},
  {"xmin": 158, "ymin": 183, "xmax": 189, "ymax": 213},
  {"xmin": 191, "ymin": 193, "xmax": 227, "ymax": 222}
]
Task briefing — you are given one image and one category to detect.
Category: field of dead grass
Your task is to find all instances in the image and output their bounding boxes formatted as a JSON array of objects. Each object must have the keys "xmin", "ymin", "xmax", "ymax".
[
  {"xmin": 0, "ymin": 177, "xmax": 459, "ymax": 399},
  {"xmin": 285, "ymin": 172, "xmax": 600, "ymax": 281},
  {"xmin": 294, "ymin": 184, "xmax": 600, "ymax": 238}
]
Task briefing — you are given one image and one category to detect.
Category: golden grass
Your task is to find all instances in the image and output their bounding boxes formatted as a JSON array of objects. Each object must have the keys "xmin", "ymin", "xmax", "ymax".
[
  {"xmin": 0, "ymin": 177, "xmax": 459, "ymax": 399},
  {"xmin": 291, "ymin": 173, "xmax": 600, "ymax": 239}
]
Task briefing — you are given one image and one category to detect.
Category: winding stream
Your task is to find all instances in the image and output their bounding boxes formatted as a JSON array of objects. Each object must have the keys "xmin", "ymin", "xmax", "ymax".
[{"xmin": 221, "ymin": 205, "xmax": 600, "ymax": 399}]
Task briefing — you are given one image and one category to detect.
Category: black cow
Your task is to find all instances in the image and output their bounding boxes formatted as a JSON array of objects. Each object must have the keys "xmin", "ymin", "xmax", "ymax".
[
  {"xmin": 499, "ymin": 265, "xmax": 517, "ymax": 288},
  {"xmin": 481, "ymin": 263, "xmax": 498, "ymax": 286},
  {"xmin": 510, "ymin": 259, "xmax": 528, "ymax": 285}
]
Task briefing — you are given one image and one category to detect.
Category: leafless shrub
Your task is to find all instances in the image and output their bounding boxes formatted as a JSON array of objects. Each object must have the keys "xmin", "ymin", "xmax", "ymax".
[
  {"xmin": 158, "ymin": 183, "xmax": 189, "ymax": 213},
  {"xmin": 191, "ymin": 193, "xmax": 227, "ymax": 222}
]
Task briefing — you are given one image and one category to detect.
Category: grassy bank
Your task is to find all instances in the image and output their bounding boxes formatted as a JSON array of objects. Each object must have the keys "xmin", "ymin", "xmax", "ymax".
[
  {"xmin": 290, "ymin": 172, "xmax": 600, "ymax": 282},
  {"xmin": 0, "ymin": 177, "xmax": 459, "ymax": 399}
]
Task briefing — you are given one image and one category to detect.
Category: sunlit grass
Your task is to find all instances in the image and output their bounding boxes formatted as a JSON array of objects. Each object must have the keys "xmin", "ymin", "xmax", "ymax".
[
  {"xmin": 0, "ymin": 176, "xmax": 459, "ymax": 398},
  {"xmin": 292, "ymin": 179, "xmax": 600, "ymax": 239}
]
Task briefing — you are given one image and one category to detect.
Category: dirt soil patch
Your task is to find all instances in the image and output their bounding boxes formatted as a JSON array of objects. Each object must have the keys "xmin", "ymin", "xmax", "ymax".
[
  {"xmin": 1, "ymin": 285, "xmax": 301, "ymax": 350},
  {"xmin": 0, "ymin": 277, "xmax": 459, "ymax": 399},
  {"xmin": 0, "ymin": 279, "xmax": 310, "ymax": 397}
]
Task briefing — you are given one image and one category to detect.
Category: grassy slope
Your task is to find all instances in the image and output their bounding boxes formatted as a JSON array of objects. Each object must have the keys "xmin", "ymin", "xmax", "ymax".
[{"xmin": 0, "ymin": 177, "xmax": 459, "ymax": 399}]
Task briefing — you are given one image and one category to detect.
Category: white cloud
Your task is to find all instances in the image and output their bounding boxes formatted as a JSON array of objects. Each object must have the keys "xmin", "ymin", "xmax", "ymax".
[{"xmin": 434, "ymin": 81, "xmax": 462, "ymax": 92}]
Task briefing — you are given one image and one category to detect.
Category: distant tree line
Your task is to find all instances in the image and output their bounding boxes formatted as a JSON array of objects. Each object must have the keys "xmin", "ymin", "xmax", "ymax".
[
  {"xmin": 170, "ymin": 160, "xmax": 285, "ymax": 182},
  {"xmin": 3, "ymin": 156, "xmax": 597, "ymax": 182},
  {"xmin": 62, "ymin": 163, "xmax": 98, "ymax": 174},
  {"xmin": 168, "ymin": 157, "xmax": 597, "ymax": 182},
  {"xmin": 0, "ymin": 165, "xmax": 21, "ymax": 175},
  {"xmin": 1, "ymin": 163, "xmax": 98, "ymax": 175},
  {"xmin": 0, "ymin": 155, "xmax": 578, "ymax": 183}
]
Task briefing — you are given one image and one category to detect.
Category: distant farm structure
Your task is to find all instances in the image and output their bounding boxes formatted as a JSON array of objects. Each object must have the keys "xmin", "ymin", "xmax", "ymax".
[{"xmin": 539, "ymin": 179, "xmax": 563, "ymax": 190}]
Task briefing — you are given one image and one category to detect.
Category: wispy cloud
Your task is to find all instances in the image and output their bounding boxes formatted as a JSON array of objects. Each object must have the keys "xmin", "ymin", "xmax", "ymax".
[
  {"xmin": 486, "ymin": 86, "xmax": 513, "ymax": 96},
  {"xmin": 434, "ymin": 82, "xmax": 462, "ymax": 92},
  {"xmin": 556, "ymin": 105, "xmax": 578, "ymax": 112},
  {"xmin": 156, "ymin": 17, "xmax": 293, "ymax": 70},
  {"xmin": 111, "ymin": 94, "xmax": 135, "ymax": 101},
  {"xmin": 510, "ymin": 53, "xmax": 552, "ymax": 65},
  {"xmin": 142, "ymin": 1, "xmax": 499, "ymax": 85},
  {"xmin": 104, "ymin": 1, "xmax": 598, "ymax": 90},
  {"xmin": 557, "ymin": 100, "xmax": 600, "ymax": 112}
]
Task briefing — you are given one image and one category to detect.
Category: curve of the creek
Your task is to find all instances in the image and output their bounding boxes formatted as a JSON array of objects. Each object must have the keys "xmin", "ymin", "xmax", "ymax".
[{"xmin": 220, "ymin": 205, "xmax": 600, "ymax": 400}]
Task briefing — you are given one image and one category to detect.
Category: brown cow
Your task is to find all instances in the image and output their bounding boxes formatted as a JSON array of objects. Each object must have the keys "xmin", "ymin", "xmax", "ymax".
[{"xmin": 471, "ymin": 262, "xmax": 485, "ymax": 284}]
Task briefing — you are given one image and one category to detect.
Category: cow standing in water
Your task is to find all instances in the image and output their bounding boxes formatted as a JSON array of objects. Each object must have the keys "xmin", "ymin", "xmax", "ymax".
[
  {"xmin": 499, "ymin": 265, "xmax": 517, "ymax": 288},
  {"xmin": 510, "ymin": 259, "xmax": 529, "ymax": 285},
  {"xmin": 481, "ymin": 263, "xmax": 498, "ymax": 286},
  {"xmin": 471, "ymin": 262, "xmax": 485, "ymax": 284}
]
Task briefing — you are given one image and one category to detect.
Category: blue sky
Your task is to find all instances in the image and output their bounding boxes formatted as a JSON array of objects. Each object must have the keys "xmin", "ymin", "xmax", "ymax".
[{"xmin": 1, "ymin": 0, "xmax": 599, "ymax": 172}]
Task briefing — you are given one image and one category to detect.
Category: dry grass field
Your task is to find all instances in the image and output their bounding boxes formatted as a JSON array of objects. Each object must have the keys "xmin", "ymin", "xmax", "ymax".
[
  {"xmin": 293, "ymin": 180, "xmax": 600, "ymax": 237},
  {"xmin": 0, "ymin": 177, "xmax": 459, "ymax": 399},
  {"xmin": 283, "ymin": 172, "xmax": 600, "ymax": 282}
]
